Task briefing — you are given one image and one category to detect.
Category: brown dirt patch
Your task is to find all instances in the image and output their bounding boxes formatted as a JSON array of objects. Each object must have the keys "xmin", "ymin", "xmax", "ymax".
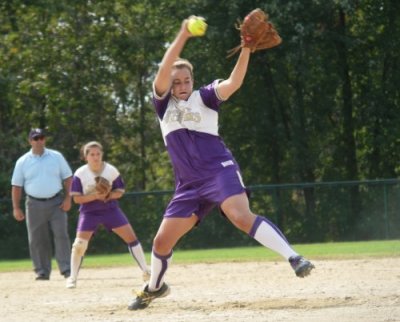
[{"xmin": 1, "ymin": 258, "xmax": 399, "ymax": 321}]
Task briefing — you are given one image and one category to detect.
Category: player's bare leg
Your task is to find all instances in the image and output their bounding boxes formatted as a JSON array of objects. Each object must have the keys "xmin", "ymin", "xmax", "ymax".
[
  {"xmin": 128, "ymin": 216, "xmax": 197, "ymax": 310},
  {"xmin": 221, "ymin": 193, "xmax": 315, "ymax": 277}
]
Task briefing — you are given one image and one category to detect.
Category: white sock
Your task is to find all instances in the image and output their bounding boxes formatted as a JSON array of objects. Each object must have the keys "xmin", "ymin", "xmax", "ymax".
[
  {"xmin": 128, "ymin": 240, "xmax": 149, "ymax": 273},
  {"xmin": 148, "ymin": 249, "xmax": 172, "ymax": 291},
  {"xmin": 70, "ymin": 238, "xmax": 88, "ymax": 280},
  {"xmin": 249, "ymin": 216, "xmax": 298, "ymax": 260}
]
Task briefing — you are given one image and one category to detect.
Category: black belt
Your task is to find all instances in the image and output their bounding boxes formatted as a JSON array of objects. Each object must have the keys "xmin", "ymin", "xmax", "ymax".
[{"xmin": 28, "ymin": 192, "xmax": 60, "ymax": 201}]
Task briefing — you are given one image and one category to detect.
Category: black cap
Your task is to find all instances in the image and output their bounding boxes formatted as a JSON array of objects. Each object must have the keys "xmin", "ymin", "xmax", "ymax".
[{"xmin": 29, "ymin": 128, "xmax": 45, "ymax": 139}]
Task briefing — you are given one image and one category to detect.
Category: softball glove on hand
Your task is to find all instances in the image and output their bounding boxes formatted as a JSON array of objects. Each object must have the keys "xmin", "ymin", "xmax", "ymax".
[
  {"xmin": 94, "ymin": 176, "xmax": 111, "ymax": 195},
  {"xmin": 228, "ymin": 8, "xmax": 282, "ymax": 57}
]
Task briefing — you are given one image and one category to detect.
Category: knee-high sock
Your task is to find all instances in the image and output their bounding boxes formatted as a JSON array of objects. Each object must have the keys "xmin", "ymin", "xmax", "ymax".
[
  {"xmin": 249, "ymin": 215, "xmax": 298, "ymax": 260},
  {"xmin": 70, "ymin": 238, "xmax": 88, "ymax": 280},
  {"xmin": 128, "ymin": 240, "xmax": 149, "ymax": 273},
  {"xmin": 148, "ymin": 249, "xmax": 172, "ymax": 291}
]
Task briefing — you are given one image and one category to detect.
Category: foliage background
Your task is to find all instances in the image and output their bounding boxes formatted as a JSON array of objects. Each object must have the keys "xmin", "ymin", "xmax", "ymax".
[{"xmin": 0, "ymin": 0, "xmax": 399, "ymax": 258}]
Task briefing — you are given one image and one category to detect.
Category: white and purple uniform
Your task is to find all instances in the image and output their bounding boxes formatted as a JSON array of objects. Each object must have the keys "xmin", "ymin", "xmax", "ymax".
[
  {"xmin": 70, "ymin": 162, "xmax": 129, "ymax": 231},
  {"xmin": 153, "ymin": 80, "xmax": 246, "ymax": 221}
]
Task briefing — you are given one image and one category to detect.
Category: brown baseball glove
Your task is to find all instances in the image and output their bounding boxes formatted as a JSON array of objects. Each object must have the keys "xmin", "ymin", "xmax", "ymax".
[
  {"xmin": 228, "ymin": 8, "xmax": 282, "ymax": 57},
  {"xmin": 94, "ymin": 176, "xmax": 111, "ymax": 195}
]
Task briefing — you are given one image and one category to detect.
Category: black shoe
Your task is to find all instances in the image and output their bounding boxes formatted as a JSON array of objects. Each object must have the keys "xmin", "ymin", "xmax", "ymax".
[
  {"xmin": 128, "ymin": 283, "xmax": 170, "ymax": 310},
  {"xmin": 35, "ymin": 274, "xmax": 50, "ymax": 281},
  {"xmin": 289, "ymin": 255, "xmax": 315, "ymax": 278},
  {"xmin": 62, "ymin": 270, "xmax": 71, "ymax": 278}
]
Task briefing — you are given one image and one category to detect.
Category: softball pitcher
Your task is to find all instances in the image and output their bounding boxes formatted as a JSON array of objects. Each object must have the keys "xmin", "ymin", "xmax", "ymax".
[{"xmin": 129, "ymin": 14, "xmax": 314, "ymax": 310}]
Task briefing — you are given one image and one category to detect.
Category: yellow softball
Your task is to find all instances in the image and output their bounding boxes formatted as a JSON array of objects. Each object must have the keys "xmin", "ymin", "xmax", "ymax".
[{"xmin": 187, "ymin": 16, "xmax": 207, "ymax": 37}]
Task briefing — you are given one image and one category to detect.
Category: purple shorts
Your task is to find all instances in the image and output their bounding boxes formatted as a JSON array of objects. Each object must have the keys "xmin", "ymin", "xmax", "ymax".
[
  {"xmin": 164, "ymin": 166, "xmax": 246, "ymax": 222},
  {"xmin": 77, "ymin": 207, "xmax": 130, "ymax": 232}
]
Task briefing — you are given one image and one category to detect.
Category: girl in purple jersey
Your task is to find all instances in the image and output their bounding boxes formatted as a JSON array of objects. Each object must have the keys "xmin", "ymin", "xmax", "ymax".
[
  {"xmin": 129, "ymin": 17, "xmax": 314, "ymax": 310},
  {"xmin": 66, "ymin": 141, "xmax": 150, "ymax": 289}
]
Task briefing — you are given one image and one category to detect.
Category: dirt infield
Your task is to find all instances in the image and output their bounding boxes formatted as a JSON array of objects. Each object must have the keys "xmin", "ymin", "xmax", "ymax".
[{"xmin": 1, "ymin": 257, "xmax": 399, "ymax": 322}]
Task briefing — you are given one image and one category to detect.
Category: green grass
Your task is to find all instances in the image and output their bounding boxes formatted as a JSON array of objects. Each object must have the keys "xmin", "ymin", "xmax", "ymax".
[{"xmin": 1, "ymin": 239, "xmax": 398, "ymax": 273}]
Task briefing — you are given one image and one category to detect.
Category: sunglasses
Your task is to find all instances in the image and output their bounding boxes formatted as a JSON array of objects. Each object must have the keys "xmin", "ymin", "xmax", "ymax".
[{"xmin": 32, "ymin": 136, "xmax": 45, "ymax": 141}]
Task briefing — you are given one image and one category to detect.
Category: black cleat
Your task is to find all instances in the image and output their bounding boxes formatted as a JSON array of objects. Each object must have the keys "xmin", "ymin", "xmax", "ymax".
[
  {"xmin": 289, "ymin": 255, "xmax": 315, "ymax": 277},
  {"xmin": 128, "ymin": 283, "xmax": 170, "ymax": 310}
]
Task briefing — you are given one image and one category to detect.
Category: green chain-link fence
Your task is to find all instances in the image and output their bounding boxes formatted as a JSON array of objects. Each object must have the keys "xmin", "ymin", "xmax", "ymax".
[{"xmin": 1, "ymin": 179, "xmax": 399, "ymax": 259}]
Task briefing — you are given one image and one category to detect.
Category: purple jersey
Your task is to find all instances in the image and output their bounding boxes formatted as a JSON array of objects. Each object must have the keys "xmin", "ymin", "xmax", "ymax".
[
  {"xmin": 153, "ymin": 80, "xmax": 240, "ymax": 187},
  {"xmin": 70, "ymin": 162, "xmax": 125, "ymax": 213},
  {"xmin": 153, "ymin": 81, "xmax": 246, "ymax": 220}
]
